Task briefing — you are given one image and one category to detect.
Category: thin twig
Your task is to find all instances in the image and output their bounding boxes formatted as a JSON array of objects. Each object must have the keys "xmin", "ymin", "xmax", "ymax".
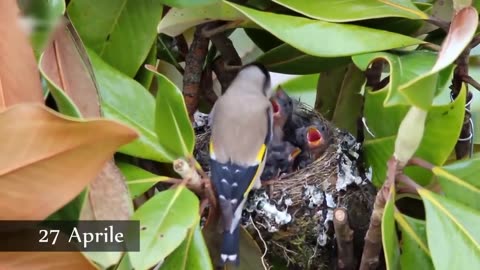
[
  {"xmin": 407, "ymin": 157, "xmax": 435, "ymax": 170},
  {"xmin": 201, "ymin": 20, "xmax": 243, "ymax": 38},
  {"xmin": 463, "ymin": 75, "xmax": 480, "ymax": 91},
  {"xmin": 250, "ymin": 216, "xmax": 270, "ymax": 270},
  {"xmin": 426, "ymin": 17, "xmax": 450, "ymax": 32}
]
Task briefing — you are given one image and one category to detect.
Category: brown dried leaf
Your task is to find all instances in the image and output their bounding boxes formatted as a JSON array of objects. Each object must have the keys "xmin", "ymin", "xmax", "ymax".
[
  {"xmin": 432, "ymin": 6, "xmax": 478, "ymax": 73},
  {"xmin": 41, "ymin": 18, "xmax": 133, "ymax": 221},
  {"xmin": 0, "ymin": 1, "xmax": 43, "ymax": 109},
  {"xmin": 41, "ymin": 18, "xmax": 100, "ymax": 117},
  {"xmin": 0, "ymin": 252, "xmax": 97, "ymax": 270},
  {"xmin": 0, "ymin": 103, "xmax": 137, "ymax": 220}
]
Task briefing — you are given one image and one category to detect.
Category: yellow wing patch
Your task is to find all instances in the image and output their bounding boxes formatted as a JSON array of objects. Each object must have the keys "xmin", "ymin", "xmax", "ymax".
[
  {"xmin": 255, "ymin": 143, "xmax": 267, "ymax": 163},
  {"xmin": 244, "ymin": 143, "xmax": 268, "ymax": 197},
  {"xmin": 209, "ymin": 140, "xmax": 216, "ymax": 159}
]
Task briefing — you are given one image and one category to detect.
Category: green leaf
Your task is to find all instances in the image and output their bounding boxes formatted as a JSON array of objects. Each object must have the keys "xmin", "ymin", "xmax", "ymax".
[
  {"xmin": 273, "ymin": 0, "xmax": 428, "ymax": 22},
  {"xmin": 67, "ymin": 0, "xmax": 163, "ymax": 77},
  {"xmin": 161, "ymin": 222, "xmax": 213, "ymax": 270},
  {"xmin": 135, "ymin": 40, "xmax": 157, "ymax": 89},
  {"xmin": 157, "ymin": 2, "xmax": 245, "ymax": 36},
  {"xmin": 227, "ymin": 2, "xmax": 423, "ymax": 57},
  {"xmin": 382, "ymin": 184, "xmax": 400, "ymax": 270},
  {"xmin": 353, "ymin": 51, "xmax": 453, "ymax": 109},
  {"xmin": 330, "ymin": 64, "xmax": 364, "ymax": 135},
  {"xmin": 87, "ymin": 48, "xmax": 173, "ymax": 162},
  {"xmin": 244, "ymin": 28, "xmax": 283, "ymax": 52},
  {"xmin": 432, "ymin": 153, "xmax": 480, "ymax": 210},
  {"xmin": 116, "ymin": 162, "xmax": 170, "ymax": 199},
  {"xmin": 129, "ymin": 187, "xmax": 200, "ymax": 270},
  {"xmin": 314, "ymin": 65, "xmax": 349, "ymax": 120},
  {"xmin": 18, "ymin": 0, "xmax": 65, "ymax": 57},
  {"xmin": 256, "ymin": 43, "xmax": 350, "ymax": 75},
  {"xmin": 395, "ymin": 213, "xmax": 434, "ymax": 270},
  {"xmin": 419, "ymin": 189, "xmax": 480, "ymax": 270},
  {"xmin": 364, "ymin": 87, "xmax": 466, "ymax": 186},
  {"xmin": 280, "ymin": 74, "xmax": 319, "ymax": 107},
  {"xmin": 159, "ymin": 0, "xmax": 219, "ymax": 8},
  {"xmin": 147, "ymin": 65, "xmax": 195, "ymax": 158}
]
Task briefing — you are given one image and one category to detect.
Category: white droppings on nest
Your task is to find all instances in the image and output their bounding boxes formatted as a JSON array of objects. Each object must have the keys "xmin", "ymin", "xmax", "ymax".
[
  {"xmin": 317, "ymin": 229, "xmax": 328, "ymax": 247},
  {"xmin": 325, "ymin": 193, "xmax": 336, "ymax": 208},
  {"xmin": 284, "ymin": 198, "xmax": 293, "ymax": 207},
  {"xmin": 336, "ymin": 132, "xmax": 364, "ymax": 191},
  {"xmin": 193, "ymin": 111, "xmax": 210, "ymax": 129},
  {"xmin": 303, "ymin": 184, "xmax": 325, "ymax": 209},
  {"xmin": 245, "ymin": 190, "xmax": 293, "ymax": 232},
  {"xmin": 325, "ymin": 209, "xmax": 334, "ymax": 225}
]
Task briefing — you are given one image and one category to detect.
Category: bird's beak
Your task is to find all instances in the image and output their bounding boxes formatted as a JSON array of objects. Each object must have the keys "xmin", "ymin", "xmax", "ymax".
[
  {"xmin": 288, "ymin": 147, "xmax": 302, "ymax": 161},
  {"xmin": 307, "ymin": 127, "xmax": 323, "ymax": 147},
  {"xmin": 271, "ymin": 100, "xmax": 280, "ymax": 116}
]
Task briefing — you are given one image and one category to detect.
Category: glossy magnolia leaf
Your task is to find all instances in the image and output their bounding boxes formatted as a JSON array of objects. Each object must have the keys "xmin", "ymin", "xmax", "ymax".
[
  {"xmin": 330, "ymin": 64, "xmax": 364, "ymax": 135},
  {"xmin": 159, "ymin": 0, "xmax": 219, "ymax": 8},
  {"xmin": 382, "ymin": 184, "xmax": 400, "ymax": 270},
  {"xmin": 273, "ymin": 0, "xmax": 427, "ymax": 22},
  {"xmin": 135, "ymin": 41, "xmax": 157, "ymax": 89},
  {"xmin": 395, "ymin": 213, "xmax": 434, "ymax": 270},
  {"xmin": 0, "ymin": 104, "xmax": 137, "ymax": 220},
  {"xmin": 432, "ymin": 7, "xmax": 478, "ymax": 73},
  {"xmin": 87, "ymin": 49, "xmax": 173, "ymax": 162},
  {"xmin": 67, "ymin": 0, "xmax": 163, "ymax": 77},
  {"xmin": 17, "ymin": 0, "xmax": 65, "ymax": 57},
  {"xmin": 353, "ymin": 51, "xmax": 454, "ymax": 109},
  {"xmin": 419, "ymin": 189, "xmax": 480, "ymax": 270},
  {"xmin": 147, "ymin": 65, "xmax": 195, "ymax": 159},
  {"xmin": 315, "ymin": 65, "xmax": 349, "ymax": 120},
  {"xmin": 227, "ymin": 3, "xmax": 423, "ymax": 57},
  {"xmin": 256, "ymin": 43, "xmax": 350, "ymax": 75},
  {"xmin": 363, "ymin": 87, "xmax": 465, "ymax": 186},
  {"xmin": 129, "ymin": 187, "xmax": 199, "ymax": 270},
  {"xmin": 0, "ymin": 1, "xmax": 44, "ymax": 109},
  {"xmin": 244, "ymin": 28, "xmax": 283, "ymax": 52},
  {"xmin": 157, "ymin": 2, "xmax": 245, "ymax": 36},
  {"xmin": 0, "ymin": 252, "xmax": 96, "ymax": 270},
  {"xmin": 161, "ymin": 222, "xmax": 213, "ymax": 270},
  {"xmin": 432, "ymin": 153, "xmax": 480, "ymax": 210},
  {"xmin": 117, "ymin": 162, "xmax": 170, "ymax": 198},
  {"xmin": 280, "ymin": 74, "xmax": 319, "ymax": 107}
]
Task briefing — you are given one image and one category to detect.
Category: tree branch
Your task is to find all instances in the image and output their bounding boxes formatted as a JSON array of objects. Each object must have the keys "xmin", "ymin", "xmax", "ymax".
[
  {"xmin": 334, "ymin": 208, "xmax": 355, "ymax": 270},
  {"xmin": 183, "ymin": 24, "xmax": 210, "ymax": 121},
  {"xmin": 359, "ymin": 157, "xmax": 397, "ymax": 270}
]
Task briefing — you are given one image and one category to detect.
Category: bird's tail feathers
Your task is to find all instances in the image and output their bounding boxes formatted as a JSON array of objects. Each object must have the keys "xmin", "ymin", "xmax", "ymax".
[{"xmin": 220, "ymin": 227, "xmax": 240, "ymax": 266}]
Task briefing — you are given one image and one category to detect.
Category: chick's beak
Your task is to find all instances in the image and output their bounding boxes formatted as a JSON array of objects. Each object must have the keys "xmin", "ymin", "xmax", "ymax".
[
  {"xmin": 271, "ymin": 100, "xmax": 280, "ymax": 116},
  {"xmin": 307, "ymin": 127, "xmax": 323, "ymax": 147},
  {"xmin": 288, "ymin": 147, "xmax": 302, "ymax": 161}
]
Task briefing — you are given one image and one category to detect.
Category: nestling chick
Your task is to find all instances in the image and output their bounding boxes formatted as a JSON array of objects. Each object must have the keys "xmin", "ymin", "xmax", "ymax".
[
  {"xmin": 261, "ymin": 141, "xmax": 301, "ymax": 181},
  {"xmin": 293, "ymin": 120, "xmax": 332, "ymax": 168},
  {"xmin": 270, "ymin": 87, "xmax": 293, "ymax": 143},
  {"xmin": 208, "ymin": 63, "xmax": 273, "ymax": 266}
]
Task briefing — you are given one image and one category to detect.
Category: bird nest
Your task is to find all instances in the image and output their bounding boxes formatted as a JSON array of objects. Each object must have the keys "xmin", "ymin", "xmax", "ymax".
[{"xmin": 194, "ymin": 103, "xmax": 376, "ymax": 270}]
